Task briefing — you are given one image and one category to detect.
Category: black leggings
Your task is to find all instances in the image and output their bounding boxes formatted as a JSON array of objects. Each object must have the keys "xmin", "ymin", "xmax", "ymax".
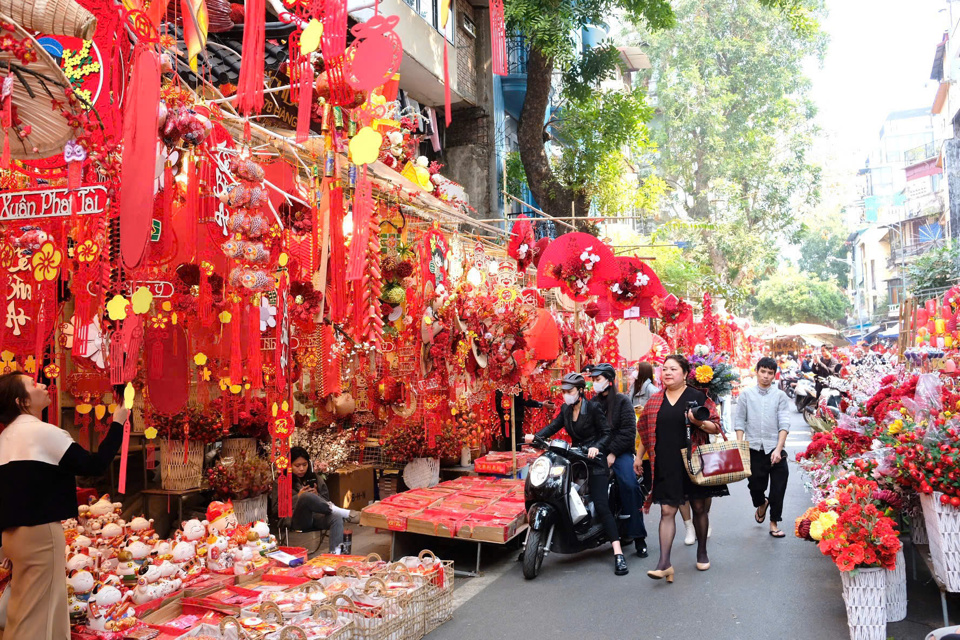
[{"xmin": 588, "ymin": 473, "xmax": 620, "ymax": 543}]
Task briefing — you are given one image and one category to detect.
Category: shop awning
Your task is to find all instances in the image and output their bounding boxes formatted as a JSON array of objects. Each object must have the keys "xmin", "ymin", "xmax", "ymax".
[{"xmin": 878, "ymin": 327, "xmax": 900, "ymax": 339}]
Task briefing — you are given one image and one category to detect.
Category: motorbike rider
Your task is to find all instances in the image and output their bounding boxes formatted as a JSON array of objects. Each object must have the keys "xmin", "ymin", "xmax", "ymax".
[
  {"xmin": 812, "ymin": 346, "xmax": 841, "ymax": 397},
  {"xmin": 587, "ymin": 363, "xmax": 648, "ymax": 558},
  {"xmin": 524, "ymin": 372, "xmax": 629, "ymax": 576}
]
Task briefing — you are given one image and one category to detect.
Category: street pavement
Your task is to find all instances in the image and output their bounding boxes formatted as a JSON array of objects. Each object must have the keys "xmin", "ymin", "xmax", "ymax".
[{"xmin": 426, "ymin": 402, "xmax": 960, "ymax": 640}]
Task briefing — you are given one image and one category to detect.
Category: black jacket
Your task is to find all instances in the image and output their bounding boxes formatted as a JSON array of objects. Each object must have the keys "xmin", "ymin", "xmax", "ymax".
[
  {"xmin": 594, "ymin": 390, "xmax": 637, "ymax": 457},
  {"xmin": 536, "ymin": 399, "xmax": 611, "ymax": 473},
  {"xmin": 495, "ymin": 390, "xmax": 542, "ymax": 438}
]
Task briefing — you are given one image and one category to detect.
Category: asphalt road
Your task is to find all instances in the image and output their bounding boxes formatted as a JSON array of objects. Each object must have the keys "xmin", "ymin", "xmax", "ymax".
[{"xmin": 427, "ymin": 401, "xmax": 959, "ymax": 640}]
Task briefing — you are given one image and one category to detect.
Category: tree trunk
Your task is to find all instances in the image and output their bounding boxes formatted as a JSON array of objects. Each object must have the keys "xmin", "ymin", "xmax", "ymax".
[{"xmin": 517, "ymin": 46, "xmax": 592, "ymax": 230}]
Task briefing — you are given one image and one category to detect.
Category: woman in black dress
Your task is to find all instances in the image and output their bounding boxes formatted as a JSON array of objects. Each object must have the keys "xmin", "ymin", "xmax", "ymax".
[{"xmin": 635, "ymin": 355, "xmax": 726, "ymax": 582}]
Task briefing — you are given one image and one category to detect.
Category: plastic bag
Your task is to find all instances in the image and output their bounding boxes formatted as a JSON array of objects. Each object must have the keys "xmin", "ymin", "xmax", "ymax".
[
  {"xmin": 915, "ymin": 373, "xmax": 944, "ymax": 415},
  {"xmin": 837, "ymin": 413, "xmax": 863, "ymax": 434}
]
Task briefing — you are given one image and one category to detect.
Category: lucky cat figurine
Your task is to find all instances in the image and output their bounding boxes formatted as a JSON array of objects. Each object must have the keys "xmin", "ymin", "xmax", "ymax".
[{"xmin": 86, "ymin": 583, "xmax": 135, "ymax": 632}]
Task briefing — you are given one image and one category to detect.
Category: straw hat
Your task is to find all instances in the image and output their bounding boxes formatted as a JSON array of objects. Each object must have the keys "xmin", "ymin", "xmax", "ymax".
[
  {"xmin": 0, "ymin": 0, "xmax": 96, "ymax": 39},
  {"xmin": 0, "ymin": 12, "xmax": 83, "ymax": 160}
]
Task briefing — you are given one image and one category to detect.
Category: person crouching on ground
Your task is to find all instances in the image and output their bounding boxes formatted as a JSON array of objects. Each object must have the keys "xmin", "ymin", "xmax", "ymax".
[
  {"xmin": 289, "ymin": 447, "xmax": 359, "ymax": 553},
  {"xmin": 525, "ymin": 373, "xmax": 629, "ymax": 575},
  {"xmin": 734, "ymin": 356, "xmax": 791, "ymax": 538},
  {"xmin": 589, "ymin": 363, "xmax": 648, "ymax": 558}
]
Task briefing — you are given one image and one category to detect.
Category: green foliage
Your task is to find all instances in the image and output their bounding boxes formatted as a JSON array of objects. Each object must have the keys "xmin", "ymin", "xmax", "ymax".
[
  {"xmin": 632, "ymin": 0, "xmax": 826, "ymax": 310},
  {"xmin": 561, "ymin": 45, "xmax": 623, "ymax": 103},
  {"xmin": 505, "ymin": 151, "xmax": 528, "ymax": 197},
  {"xmin": 796, "ymin": 221, "xmax": 849, "ymax": 289},
  {"xmin": 554, "ymin": 86, "xmax": 655, "ymax": 196},
  {"xmin": 907, "ymin": 243, "xmax": 960, "ymax": 296},
  {"xmin": 753, "ymin": 267, "xmax": 850, "ymax": 327}
]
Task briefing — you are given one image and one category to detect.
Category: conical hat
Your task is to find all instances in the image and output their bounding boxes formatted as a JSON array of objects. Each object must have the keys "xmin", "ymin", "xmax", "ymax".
[
  {"xmin": 0, "ymin": 0, "xmax": 96, "ymax": 39},
  {"xmin": 0, "ymin": 12, "xmax": 84, "ymax": 160}
]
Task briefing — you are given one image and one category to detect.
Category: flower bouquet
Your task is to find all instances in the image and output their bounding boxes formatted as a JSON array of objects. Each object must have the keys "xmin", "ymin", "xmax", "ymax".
[
  {"xmin": 687, "ymin": 349, "xmax": 739, "ymax": 399},
  {"xmin": 205, "ymin": 450, "xmax": 273, "ymax": 501},
  {"xmin": 607, "ymin": 258, "xmax": 651, "ymax": 310},
  {"xmin": 813, "ymin": 477, "xmax": 902, "ymax": 572}
]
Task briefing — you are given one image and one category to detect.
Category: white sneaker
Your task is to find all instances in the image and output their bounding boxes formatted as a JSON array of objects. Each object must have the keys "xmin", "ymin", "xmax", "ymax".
[{"xmin": 683, "ymin": 519, "xmax": 695, "ymax": 546}]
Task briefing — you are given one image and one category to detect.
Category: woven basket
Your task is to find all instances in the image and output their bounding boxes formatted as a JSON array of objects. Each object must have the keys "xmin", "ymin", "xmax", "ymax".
[
  {"xmin": 233, "ymin": 494, "xmax": 268, "ymax": 526},
  {"xmin": 159, "ymin": 439, "xmax": 204, "ymax": 491},
  {"xmin": 840, "ymin": 567, "xmax": 887, "ymax": 640},
  {"xmin": 886, "ymin": 548, "xmax": 907, "ymax": 623},
  {"xmin": 402, "ymin": 458, "xmax": 439, "ymax": 489},
  {"xmin": 920, "ymin": 492, "xmax": 960, "ymax": 591},
  {"xmin": 222, "ymin": 437, "xmax": 258, "ymax": 460},
  {"xmin": 418, "ymin": 551, "xmax": 454, "ymax": 635},
  {"xmin": 908, "ymin": 498, "xmax": 929, "ymax": 545},
  {"xmin": 331, "ymin": 594, "xmax": 403, "ymax": 640},
  {"xmin": 0, "ymin": 0, "xmax": 96, "ymax": 38},
  {"xmin": 367, "ymin": 573, "xmax": 428, "ymax": 640}
]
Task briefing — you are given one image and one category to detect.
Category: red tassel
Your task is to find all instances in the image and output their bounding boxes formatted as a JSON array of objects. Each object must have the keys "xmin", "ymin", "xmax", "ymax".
[
  {"xmin": 248, "ymin": 301, "xmax": 263, "ymax": 388},
  {"xmin": 48, "ymin": 383, "xmax": 58, "ymax": 426},
  {"xmin": 490, "ymin": 0, "xmax": 507, "ymax": 76},
  {"xmin": 346, "ymin": 168, "xmax": 372, "ymax": 281},
  {"xmin": 68, "ymin": 160, "xmax": 82, "ymax": 190},
  {"xmin": 118, "ymin": 416, "xmax": 131, "ymax": 494},
  {"xmin": 443, "ymin": 41, "xmax": 451, "ymax": 126},
  {"xmin": 163, "ymin": 162, "xmax": 173, "ymax": 215},
  {"xmin": 199, "ymin": 268, "xmax": 213, "ymax": 326},
  {"xmin": 278, "ymin": 470, "xmax": 292, "ymax": 518},
  {"xmin": 236, "ymin": 0, "xmax": 266, "ymax": 116},
  {"xmin": 275, "ymin": 274, "xmax": 288, "ymax": 394},
  {"xmin": 120, "ymin": 47, "xmax": 161, "ymax": 270},
  {"xmin": 296, "ymin": 60, "xmax": 313, "ymax": 143},
  {"xmin": 329, "ymin": 183, "xmax": 347, "ymax": 321},
  {"xmin": 244, "ymin": 120, "xmax": 251, "ymax": 140},
  {"xmin": 230, "ymin": 302, "xmax": 243, "ymax": 382},
  {"xmin": 184, "ymin": 157, "xmax": 199, "ymax": 255},
  {"xmin": 110, "ymin": 332, "xmax": 124, "ymax": 386},
  {"xmin": 183, "ymin": 417, "xmax": 190, "ymax": 463},
  {"xmin": 1, "ymin": 133, "xmax": 9, "ymax": 169}
]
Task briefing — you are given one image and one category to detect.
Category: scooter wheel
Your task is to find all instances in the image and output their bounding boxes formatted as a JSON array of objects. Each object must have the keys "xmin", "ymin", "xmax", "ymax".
[{"xmin": 522, "ymin": 528, "xmax": 546, "ymax": 580}]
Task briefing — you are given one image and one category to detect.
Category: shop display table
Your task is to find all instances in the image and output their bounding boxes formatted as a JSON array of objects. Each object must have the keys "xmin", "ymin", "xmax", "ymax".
[{"xmin": 359, "ymin": 476, "xmax": 528, "ymax": 577}]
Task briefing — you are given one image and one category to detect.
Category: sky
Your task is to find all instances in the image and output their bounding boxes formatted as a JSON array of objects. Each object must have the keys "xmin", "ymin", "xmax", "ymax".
[{"xmin": 808, "ymin": 0, "xmax": 950, "ymax": 170}]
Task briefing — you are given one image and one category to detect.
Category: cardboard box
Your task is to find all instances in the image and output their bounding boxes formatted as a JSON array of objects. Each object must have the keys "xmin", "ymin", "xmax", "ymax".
[
  {"xmin": 327, "ymin": 465, "xmax": 375, "ymax": 509},
  {"xmin": 457, "ymin": 512, "xmax": 526, "ymax": 543}
]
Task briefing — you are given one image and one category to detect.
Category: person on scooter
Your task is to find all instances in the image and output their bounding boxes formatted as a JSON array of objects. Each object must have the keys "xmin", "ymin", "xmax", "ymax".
[
  {"xmin": 524, "ymin": 372, "xmax": 629, "ymax": 576},
  {"xmin": 588, "ymin": 363, "xmax": 648, "ymax": 558},
  {"xmin": 812, "ymin": 346, "xmax": 841, "ymax": 397}
]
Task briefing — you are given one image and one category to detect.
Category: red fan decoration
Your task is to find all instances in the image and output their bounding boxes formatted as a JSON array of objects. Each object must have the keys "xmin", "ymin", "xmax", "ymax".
[
  {"xmin": 536, "ymin": 232, "xmax": 617, "ymax": 302},
  {"xmin": 507, "ymin": 215, "xmax": 535, "ymax": 272},
  {"xmin": 605, "ymin": 256, "xmax": 666, "ymax": 309},
  {"xmin": 646, "ymin": 334, "xmax": 670, "ymax": 364}
]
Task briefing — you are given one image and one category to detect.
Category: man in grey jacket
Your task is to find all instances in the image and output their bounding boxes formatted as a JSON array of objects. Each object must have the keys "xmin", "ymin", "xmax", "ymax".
[{"xmin": 735, "ymin": 356, "xmax": 792, "ymax": 538}]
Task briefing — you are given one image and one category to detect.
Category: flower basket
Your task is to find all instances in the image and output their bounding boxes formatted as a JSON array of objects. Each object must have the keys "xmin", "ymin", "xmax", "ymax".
[
  {"xmin": 920, "ymin": 491, "xmax": 960, "ymax": 591},
  {"xmin": 885, "ymin": 548, "xmax": 907, "ymax": 623},
  {"xmin": 221, "ymin": 437, "xmax": 258, "ymax": 460},
  {"xmin": 233, "ymin": 493, "xmax": 268, "ymax": 526},
  {"xmin": 906, "ymin": 496, "xmax": 928, "ymax": 545},
  {"xmin": 159, "ymin": 439, "xmax": 204, "ymax": 491},
  {"xmin": 840, "ymin": 567, "xmax": 887, "ymax": 640}
]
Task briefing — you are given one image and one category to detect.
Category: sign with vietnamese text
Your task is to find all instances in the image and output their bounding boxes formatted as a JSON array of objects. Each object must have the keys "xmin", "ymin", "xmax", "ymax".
[{"xmin": 0, "ymin": 185, "xmax": 107, "ymax": 220}]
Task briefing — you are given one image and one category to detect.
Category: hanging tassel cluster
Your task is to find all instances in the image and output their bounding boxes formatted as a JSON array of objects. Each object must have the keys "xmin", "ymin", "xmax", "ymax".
[
  {"xmin": 321, "ymin": 0, "xmax": 352, "ymax": 105},
  {"xmin": 0, "ymin": 72, "xmax": 12, "ymax": 169},
  {"xmin": 248, "ymin": 301, "xmax": 263, "ymax": 388},
  {"xmin": 490, "ymin": 0, "xmax": 508, "ymax": 76},
  {"xmin": 328, "ymin": 183, "xmax": 348, "ymax": 322},
  {"xmin": 230, "ymin": 301, "xmax": 243, "ymax": 382},
  {"xmin": 294, "ymin": 59, "xmax": 314, "ymax": 143},
  {"xmin": 236, "ymin": 0, "xmax": 266, "ymax": 117},
  {"xmin": 346, "ymin": 168, "xmax": 373, "ymax": 281},
  {"xmin": 358, "ymin": 206, "xmax": 384, "ymax": 351}
]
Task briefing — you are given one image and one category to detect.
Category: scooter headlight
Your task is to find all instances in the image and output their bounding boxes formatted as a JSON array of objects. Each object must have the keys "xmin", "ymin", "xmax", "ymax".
[{"xmin": 529, "ymin": 457, "xmax": 551, "ymax": 487}]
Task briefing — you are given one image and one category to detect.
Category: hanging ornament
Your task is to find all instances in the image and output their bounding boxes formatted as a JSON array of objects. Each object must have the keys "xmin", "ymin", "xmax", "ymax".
[
  {"xmin": 236, "ymin": 0, "xmax": 266, "ymax": 117},
  {"xmin": 490, "ymin": 0, "xmax": 507, "ymax": 76},
  {"xmin": 344, "ymin": 15, "xmax": 403, "ymax": 92}
]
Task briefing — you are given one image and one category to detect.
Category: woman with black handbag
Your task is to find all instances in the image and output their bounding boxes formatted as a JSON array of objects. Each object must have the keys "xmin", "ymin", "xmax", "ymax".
[{"xmin": 635, "ymin": 355, "xmax": 728, "ymax": 582}]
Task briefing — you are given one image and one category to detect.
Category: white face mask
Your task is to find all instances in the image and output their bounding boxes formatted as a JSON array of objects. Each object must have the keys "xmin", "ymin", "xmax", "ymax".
[
  {"xmin": 592, "ymin": 378, "xmax": 610, "ymax": 393},
  {"xmin": 562, "ymin": 391, "xmax": 580, "ymax": 405}
]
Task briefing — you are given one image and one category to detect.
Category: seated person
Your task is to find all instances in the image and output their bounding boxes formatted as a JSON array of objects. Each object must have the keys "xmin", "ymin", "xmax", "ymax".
[{"xmin": 288, "ymin": 447, "xmax": 359, "ymax": 554}]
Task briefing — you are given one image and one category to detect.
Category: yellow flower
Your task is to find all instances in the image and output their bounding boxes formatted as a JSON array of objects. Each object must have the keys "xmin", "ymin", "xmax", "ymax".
[
  {"xmin": 31, "ymin": 241, "xmax": 62, "ymax": 282},
  {"xmin": 76, "ymin": 239, "xmax": 99, "ymax": 263},
  {"xmin": 194, "ymin": 353, "xmax": 208, "ymax": 366},
  {"xmin": 144, "ymin": 427, "xmax": 158, "ymax": 440},
  {"xmin": 809, "ymin": 520, "xmax": 824, "ymax": 541},
  {"xmin": 888, "ymin": 420, "xmax": 904, "ymax": 435},
  {"xmin": 106, "ymin": 295, "xmax": 129, "ymax": 321},
  {"xmin": 219, "ymin": 310, "xmax": 232, "ymax": 324},
  {"xmin": 694, "ymin": 365, "xmax": 714, "ymax": 384}
]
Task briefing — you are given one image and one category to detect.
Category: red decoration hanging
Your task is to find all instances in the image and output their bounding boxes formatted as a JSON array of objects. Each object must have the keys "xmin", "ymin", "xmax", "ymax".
[
  {"xmin": 236, "ymin": 0, "xmax": 266, "ymax": 117},
  {"xmin": 507, "ymin": 215, "xmax": 535, "ymax": 272},
  {"xmin": 295, "ymin": 59, "xmax": 313, "ymax": 143},
  {"xmin": 275, "ymin": 273, "xmax": 289, "ymax": 394},
  {"xmin": 344, "ymin": 15, "xmax": 403, "ymax": 92},
  {"xmin": 320, "ymin": 0, "xmax": 352, "ymax": 105},
  {"xmin": 230, "ymin": 301, "xmax": 243, "ymax": 382},
  {"xmin": 328, "ymin": 182, "xmax": 348, "ymax": 321},
  {"xmin": 271, "ymin": 401, "xmax": 294, "ymax": 517},
  {"xmin": 248, "ymin": 300, "xmax": 263, "ymax": 388},
  {"xmin": 346, "ymin": 168, "xmax": 373, "ymax": 281},
  {"xmin": 490, "ymin": 0, "xmax": 507, "ymax": 75},
  {"xmin": 120, "ymin": 47, "xmax": 161, "ymax": 270}
]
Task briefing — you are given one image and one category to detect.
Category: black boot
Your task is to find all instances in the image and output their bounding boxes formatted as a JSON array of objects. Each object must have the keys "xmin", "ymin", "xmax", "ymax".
[
  {"xmin": 615, "ymin": 554, "xmax": 629, "ymax": 576},
  {"xmin": 635, "ymin": 538, "xmax": 648, "ymax": 558}
]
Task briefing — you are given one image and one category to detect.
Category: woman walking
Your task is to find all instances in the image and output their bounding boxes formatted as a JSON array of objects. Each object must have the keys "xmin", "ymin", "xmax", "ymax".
[
  {"xmin": 631, "ymin": 361, "xmax": 658, "ymax": 410},
  {"xmin": 0, "ymin": 372, "xmax": 129, "ymax": 639},
  {"xmin": 635, "ymin": 355, "xmax": 727, "ymax": 582}
]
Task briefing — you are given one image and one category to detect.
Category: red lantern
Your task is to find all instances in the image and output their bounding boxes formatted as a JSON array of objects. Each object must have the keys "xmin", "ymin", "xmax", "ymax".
[
  {"xmin": 944, "ymin": 304, "xmax": 953, "ymax": 320},
  {"xmin": 927, "ymin": 319, "xmax": 937, "ymax": 334},
  {"xmin": 926, "ymin": 299, "xmax": 937, "ymax": 316},
  {"xmin": 917, "ymin": 309, "xmax": 929, "ymax": 327}
]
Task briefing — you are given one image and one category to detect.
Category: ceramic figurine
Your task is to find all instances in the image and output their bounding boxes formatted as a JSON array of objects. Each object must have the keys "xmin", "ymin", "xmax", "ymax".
[
  {"xmin": 206, "ymin": 501, "xmax": 238, "ymax": 536},
  {"xmin": 66, "ymin": 552, "xmax": 94, "ymax": 573},
  {"xmin": 86, "ymin": 583, "xmax": 135, "ymax": 632},
  {"xmin": 205, "ymin": 534, "xmax": 234, "ymax": 574},
  {"xmin": 251, "ymin": 521, "xmax": 278, "ymax": 552}
]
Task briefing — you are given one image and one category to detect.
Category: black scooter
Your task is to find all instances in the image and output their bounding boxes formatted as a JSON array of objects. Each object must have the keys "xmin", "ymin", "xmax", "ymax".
[{"xmin": 521, "ymin": 435, "xmax": 624, "ymax": 579}]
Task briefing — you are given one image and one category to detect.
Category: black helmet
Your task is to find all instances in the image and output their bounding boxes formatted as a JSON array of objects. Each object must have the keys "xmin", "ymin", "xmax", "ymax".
[
  {"xmin": 589, "ymin": 363, "xmax": 616, "ymax": 381},
  {"xmin": 560, "ymin": 373, "xmax": 586, "ymax": 390}
]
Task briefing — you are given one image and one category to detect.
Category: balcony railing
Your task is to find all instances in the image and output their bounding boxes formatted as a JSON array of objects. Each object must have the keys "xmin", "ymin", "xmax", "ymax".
[
  {"xmin": 506, "ymin": 36, "xmax": 528, "ymax": 74},
  {"xmin": 905, "ymin": 141, "xmax": 938, "ymax": 165},
  {"xmin": 889, "ymin": 240, "xmax": 943, "ymax": 264}
]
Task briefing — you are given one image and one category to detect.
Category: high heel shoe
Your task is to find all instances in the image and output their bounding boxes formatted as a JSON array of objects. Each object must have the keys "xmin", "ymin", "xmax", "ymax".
[
  {"xmin": 646, "ymin": 567, "xmax": 674, "ymax": 583},
  {"xmin": 696, "ymin": 562, "xmax": 711, "ymax": 571}
]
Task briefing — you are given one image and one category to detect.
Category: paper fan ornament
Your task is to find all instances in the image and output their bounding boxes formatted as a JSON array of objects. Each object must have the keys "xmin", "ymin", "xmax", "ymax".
[
  {"xmin": 537, "ymin": 232, "xmax": 617, "ymax": 302},
  {"xmin": 0, "ymin": 13, "xmax": 85, "ymax": 160},
  {"xmin": 618, "ymin": 320, "xmax": 652, "ymax": 362},
  {"xmin": 508, "ymin": 215, "xmax": 535, "ymax": 272},
  {"xmin": 646, "ymin": 335, "xmax": 670, "ymax": 364},
  {"xmin": 606, "ymin": 256, "xmax": 665, "ymax": 309}
]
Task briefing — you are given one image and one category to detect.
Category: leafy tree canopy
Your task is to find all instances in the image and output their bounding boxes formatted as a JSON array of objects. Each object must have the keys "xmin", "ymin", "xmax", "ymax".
[
  {"xmin": 753, "ymin": 267, "xmax": 849, "ymax": 327},
  {"xmin": 796, "ymin": 218, "xmax": 849, "ymax": 289},
  {"xmin": 907, "ymin": 243, "xmax": 960, "ymax": 296}
]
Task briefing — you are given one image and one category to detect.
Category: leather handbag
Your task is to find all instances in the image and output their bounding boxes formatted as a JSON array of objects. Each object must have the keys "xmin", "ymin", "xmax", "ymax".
[{"xmin": 681, "ymin": 427, "xmax": 751, "ymax": 486}]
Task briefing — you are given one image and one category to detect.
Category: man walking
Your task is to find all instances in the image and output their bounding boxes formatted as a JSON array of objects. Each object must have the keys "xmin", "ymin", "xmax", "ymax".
[{"xmin": 735, "ymin": 356, "xmax": 791, "ymax": 538}]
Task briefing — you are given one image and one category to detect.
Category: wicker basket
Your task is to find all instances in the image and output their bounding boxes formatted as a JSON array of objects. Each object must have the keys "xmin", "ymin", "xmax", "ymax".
[
  {"xmin": 886, "ymin": 548, "xmax": 907, "ymax": 623},
  {"xmin": 402, "ymin": 458, "xmax": 439, "ymax": 489},
  {"xmin": 0, "ymin": 0, "xmax": 96, "ymax": 38},
  {"xmin": 271, "ymin": 605, "xmax": 353, "ymax": 640},
  {"xmin": 909, "ymin": 498, "xmax": 929, "ymax": 545},
  {"xmin": 331, "ymin": 594, "xmax": 403, "ymax": 640},
  {"xmin": 418, "ymin": 551, "xmax": 454, "ymax": 635},
  {"xmin": 920, "ymin": 492, "xmax": 960, "ymax": 591},
  {"xmin": 365, "ymin": 575, "xmax": 426, "ymax": 640},
  {"xmin": 159, "ymin": 439, "xmax": 205, "ymax": 491},
  {"xmin": 840, "ymin": 567, "xmax": 887, "ymax": 640},
  {"xmin": 222, "ymin": 437, "xmax": 258, "ymax": 460},
  {"xmin": 233, "ymin": 494, "xmax": 269, "ymax": 526}
]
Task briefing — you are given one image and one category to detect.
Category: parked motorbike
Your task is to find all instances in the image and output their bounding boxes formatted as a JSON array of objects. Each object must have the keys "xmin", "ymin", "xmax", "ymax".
[
  {"xmin": 520, "ymin": 435, "xmax": 624, "ymax": 580},
  {"xmin": 805, "ymin": 375, "xmax": 850, "ymax": 432},
  {"xmin": 779, "ymin": 371, "xmax": 799, "ymax": 399},
  {"xmin": 794, "ymin": 372, "xmax": 817, "ymax": 413}
]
